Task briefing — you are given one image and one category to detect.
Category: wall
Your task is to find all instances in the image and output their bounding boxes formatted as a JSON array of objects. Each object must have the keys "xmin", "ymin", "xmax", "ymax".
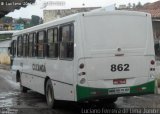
[{"xmin": 43, "ymin": 7, "xmax": 99, "ymax": 23}]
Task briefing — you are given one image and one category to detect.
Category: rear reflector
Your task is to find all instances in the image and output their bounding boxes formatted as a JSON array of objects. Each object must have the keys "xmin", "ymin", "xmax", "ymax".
[
  {"xmin": 150, "ymin": 68, "xmax": 155, "ymax": 71},
  {"xmin": 113, "ymin": 79, "xmax": 126, "ymax": 85},
  {"xmin": 115, "ymin": 54, "xmax": 124, "ymax": 56}
]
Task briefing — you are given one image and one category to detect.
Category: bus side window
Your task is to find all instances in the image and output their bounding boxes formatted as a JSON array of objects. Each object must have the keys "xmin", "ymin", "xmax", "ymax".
[
  {"xmin": 29, "ymin": 33, "xmax": 36, "ymax": 57},
  {"xmin": 10, "ymin": 41, "xmax": 14, "ymax": 56},
  {"xmin": 23, "ymin": 34, "xmax": 28, "ymax": 57},
  {"xmin": 47, "ymin": 28, "xmax": 58, "ymax": 58},
  {"xmin": 29, "ymin": 34, "xmax": 32, "ymax": 57},
  {"xmin": 59, "ymin": 24, "xmax": 74, "ymax": 60},
  {"xmin": 14, "ymin": 40, "xmax": 17, "ymax": 57},
  {"xmin": 37, "ymin": 31, "xmax": 45, "ymax": 58},
  {"xmin": 33, "ymin": 33, "xmax": 37, "ymax": 57},
  {"xmin": 17, "ymin": 36, "xmax": 23, "ymax": 57}
]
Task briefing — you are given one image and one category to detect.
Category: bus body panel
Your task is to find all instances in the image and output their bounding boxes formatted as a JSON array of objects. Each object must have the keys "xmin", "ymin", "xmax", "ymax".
[
  {"xmin": 84, "ymin": 56, "xmax": 152, "ymax": 81},
  {"xmin": 82, "ymin": 12, "xmax": 154, "ymax": 56},
  {"xmin": 46, "ymin": 59, "xmax": 75, "ymax": 101},
  {"xmin": 21, "ymin": 58, "xmax": 46, "ymax": 94},
  {"xmin": 21, "ymin": 71, "xmax": 45, "ymax": 94},
  {"xmin": 11, "ymin": 15, "xmax": 80, "ymax": 101},
  {"xmin": 81, "ymin": 12, "xmax": 155, "ymax": 81},
  {"xmin": 76, "ymin": 11, "xmax": 155, "ymax": 101}
]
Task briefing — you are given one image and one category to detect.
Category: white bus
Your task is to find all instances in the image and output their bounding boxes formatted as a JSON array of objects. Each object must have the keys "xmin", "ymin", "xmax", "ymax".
[{"xmin": 10, "ymin": 10, "xmax": 156, "ymax": 108}]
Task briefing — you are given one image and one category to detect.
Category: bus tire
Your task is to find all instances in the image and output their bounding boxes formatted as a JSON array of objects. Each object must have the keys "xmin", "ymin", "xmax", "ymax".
[
  {"xmin": 45, "ymin": 79, "xmax": 55, "ymax": 108},
  {"xmin": 20, "ymin": 76, "xmax": 28, "ymax": 93}
]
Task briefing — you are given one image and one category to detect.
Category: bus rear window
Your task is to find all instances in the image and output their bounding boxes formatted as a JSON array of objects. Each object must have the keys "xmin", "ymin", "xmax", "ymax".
[
  {"xmin": 47, "ymin": 28, "xmax": 58, "ymax": 58},
  {"xmin": 37, "ymin": 31, "xmax": 45, "ymax": 58},
  {"xmin": 17, "ymin": 36, "xmax": 23, "ymax": 57}
]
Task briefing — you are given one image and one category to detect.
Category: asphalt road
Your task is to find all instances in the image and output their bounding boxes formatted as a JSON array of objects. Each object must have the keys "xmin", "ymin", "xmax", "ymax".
[{"xmin": 0, "ymin": 69, "xmax": 160, "ymax": 114}]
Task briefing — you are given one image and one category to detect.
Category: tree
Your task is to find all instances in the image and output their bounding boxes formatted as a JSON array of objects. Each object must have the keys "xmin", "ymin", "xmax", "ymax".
[
  {"xmin": 30, "ymin": 15, "xmax": 40, "ymax": 26},
  {"xmin": 39, "ymin": 18, "xmax": 43, "ymax": 24},
  {"xmin": 132, "ymin": 3, "xmax": 136, "ymax": 8},
  {"xmin": 16, "ymin": 18, "xmax": 25, "ymax": 24},
  {"xmin": 2, "ymin": 17, "xmax": 13, "ymax": 24},
  {"xmin": 24, "ymin": 23, "xmax": 31, "ymax": 29},
  {"xmin": 127, "ymin": 3, "xmax": 132, "ymax": 8},
  {"xmin": 136, "ymin": 2, "xmax": 142, "ymax": 8}
]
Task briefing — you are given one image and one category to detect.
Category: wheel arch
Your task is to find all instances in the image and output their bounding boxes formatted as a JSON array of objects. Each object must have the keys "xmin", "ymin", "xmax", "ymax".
[{"xmin": 44, "ymin": 76, "xmax": 51, "ymax": 95}]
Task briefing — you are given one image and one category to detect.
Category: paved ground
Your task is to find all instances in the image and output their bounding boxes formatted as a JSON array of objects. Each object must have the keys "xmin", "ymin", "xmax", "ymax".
[{"xmin": 0, "ymin": 66, "xmax": 160, "ymax": 114}]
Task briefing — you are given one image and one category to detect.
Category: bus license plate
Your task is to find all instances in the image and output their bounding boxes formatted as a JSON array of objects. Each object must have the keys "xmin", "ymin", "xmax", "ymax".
[{"xmin": 108, "ymin": 87, "xmax": 130, "ymax": 95}]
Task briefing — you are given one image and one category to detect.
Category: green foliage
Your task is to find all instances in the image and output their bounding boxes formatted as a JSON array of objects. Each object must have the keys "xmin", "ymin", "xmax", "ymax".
[
  {"xmin": 2, "ymin": 17, "xmax": 13, "ymax": 23},
  {"xmin": 15, "ymin": 15, "xmax": 42, "ymax": 28},
  {"xmin": 24, "ymin": 23, "xmax": 31, "ymax": 29},
  {"xmin": 16, "ymin": 18, "xmax": 25, "ymax": 24},
  {"xmin": 132, "ymin": 3, "xmax": 136, "ymax": 8},
  {"xmin": 127, "ymin": 3, "xmax": 132, "ymax": 8},
  {"xmin": 136, "ymin": 2, "xmax": 142, "ymax": 8},
  {"xmin": 30, "ymin": 15, "xmax": 40, "ymax": 26},
  {"xmin": 0, "ymin": 15, "xmax": 43, "ymax": 31},
  {"xmin": 126, "ymin": 2, "xmax": 142, "ymax": 9}
]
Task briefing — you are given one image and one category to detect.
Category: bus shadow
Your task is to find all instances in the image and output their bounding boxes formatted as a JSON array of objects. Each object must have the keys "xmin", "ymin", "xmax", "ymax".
[
  {"xmin": 54, "ymin": 100, "xmax": 118, "ymax": 114},
  {"xmin": 15, "ymin": 90, "xmax": 118, "ymax": 114}
]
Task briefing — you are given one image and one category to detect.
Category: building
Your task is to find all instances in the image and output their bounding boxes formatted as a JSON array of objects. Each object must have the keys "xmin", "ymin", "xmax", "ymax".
[
  {"xmin": 0, "ymin": 39, "xmax": 11, "ymax": 65},
  {"xmin": 0, "ymin": 39, "xmax": 11, "ymax": 54},
  {"xmin": 42, "ymin": 0, "xmax": 111, "ymax": 22},
  {"xmin": 43, "ymin": 7, "xmax": 99, "ymax": 22},
  {"xmin": 0, "ymin": 31, "xmax": 18, "ymax": 65},
  {"xmin": 132, "ymin": 1, "xmax": 160, "ymax": 41},
  {"xmin": 118, "ymin": 5, "xmax": 127, "ymax": 9}
]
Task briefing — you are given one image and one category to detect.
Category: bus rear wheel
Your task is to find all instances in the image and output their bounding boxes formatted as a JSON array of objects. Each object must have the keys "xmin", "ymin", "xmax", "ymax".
[{"xmin": 45, "ymin": 79, "xmax": 55, "ymax": 108}]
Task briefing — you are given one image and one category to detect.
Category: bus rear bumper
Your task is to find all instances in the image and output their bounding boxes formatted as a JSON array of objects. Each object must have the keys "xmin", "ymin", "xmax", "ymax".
[{"xmin": 76, "ymin": 80, "xmax": 155, "ymax": 101}]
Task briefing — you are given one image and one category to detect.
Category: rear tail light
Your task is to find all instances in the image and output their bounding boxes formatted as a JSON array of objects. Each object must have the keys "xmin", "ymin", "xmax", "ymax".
[
  {"xmin": 78, "ymin": 72, "xmax": 86, "ymax": 76},
  {"xmin": 150, "ymin": 60, "xmax": 155, "ymax": 71},
  {"xmin": 80, "ymin": 78, "xmax": 86, "ymax": 84},
  {"xmin": 151, "ymin": 60, "xmax": 155, "ymax": 65},
  {"xmin": 79, "ymin": 63, "xmax": 84, "ymax": 69},
  {"xmin": 78, "ymin": 62, "xmax": 86, "ymax": 84}
]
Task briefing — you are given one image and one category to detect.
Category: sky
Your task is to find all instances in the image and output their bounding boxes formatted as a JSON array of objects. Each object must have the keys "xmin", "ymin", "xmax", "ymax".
[{"xmin": 6, "ymin": 0, "xmax": 158, "ymax": 19}]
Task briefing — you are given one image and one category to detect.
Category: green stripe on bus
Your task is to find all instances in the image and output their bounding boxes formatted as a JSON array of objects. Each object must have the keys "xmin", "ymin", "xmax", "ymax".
[{"xmin": 76, "ymin": 80, "xmax": 155, "ymax": 101}]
